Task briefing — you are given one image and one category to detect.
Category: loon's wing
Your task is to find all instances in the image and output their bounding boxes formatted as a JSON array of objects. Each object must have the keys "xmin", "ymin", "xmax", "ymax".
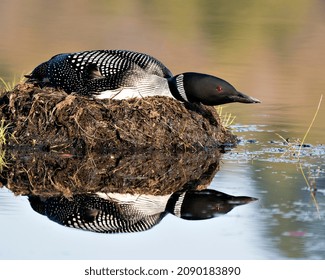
[
  {"xmin": 68, "ymin": 50, "xmax": 172, "ymax": 79},
  {"xmin": 61, "ymin": 50, "xmax": 173, "ymax": 93},
  {"xmin": 27, "ymin": 50, "xmax": 173, "ymax": 94}
]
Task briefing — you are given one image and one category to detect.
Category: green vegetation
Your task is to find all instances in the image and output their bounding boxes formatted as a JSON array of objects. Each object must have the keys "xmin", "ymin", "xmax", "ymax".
[
  {"xmin": 0, "ymin": 119, "xmax": 10, "ymax": 147},
  {"xmin": 298, "ymin": 94, "xmax": 323, "ymax": 218},
  {"xmin": 297, "ymin": 95, "xmax": 323, "ymax": 159},
  {"xmin": 0, "ymin": 75, "xmax": 24, "ymax": 92},
  {"xmin": 0, "ymin": 77, "xmax": 16, "ymax": 92},
  {"xmin": 0, "ymin": 119, "xmax": 10, "ymax": 172},
  {"xmin": 216, "ymin": 106, "xmax": 236, "ymax": 129},
  {"xmin": 276, "ymin": 94, "xmax": 323, "ymax": 160},
  {"xmin": 0, "ymin": 149, "xmax": 8, "ymax": 173}
]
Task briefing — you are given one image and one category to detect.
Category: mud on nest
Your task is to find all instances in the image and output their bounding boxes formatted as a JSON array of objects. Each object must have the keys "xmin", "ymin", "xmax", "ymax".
[{"xmin": 0, "ymin": 83, "xmax": 236, "ymax": 153}]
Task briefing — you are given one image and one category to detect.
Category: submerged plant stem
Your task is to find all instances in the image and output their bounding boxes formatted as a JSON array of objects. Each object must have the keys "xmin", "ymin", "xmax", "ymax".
[
  {"xmin": 276, "ymin": 95, "xmax": 323, "ymax": 218},
  {"xmin": 298, "ymin": 162, "xmax": 321, "ymax": 219},
  {"xmin": 297, "ymin": 94, "xmax": 323, "ymax": 219}
]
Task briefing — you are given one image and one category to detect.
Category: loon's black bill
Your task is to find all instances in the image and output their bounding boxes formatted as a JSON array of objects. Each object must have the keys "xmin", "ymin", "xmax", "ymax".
[
  {"xmin": 24, "ymin": 74, "xmax": 38, "ymax": 83},
  {"xmin": 236, "ymin": 91, "xmax": 261, "ymax": 104},
  {"xmin": 229, "ymin": 196, "xmax": 258, "ymax": 205}
]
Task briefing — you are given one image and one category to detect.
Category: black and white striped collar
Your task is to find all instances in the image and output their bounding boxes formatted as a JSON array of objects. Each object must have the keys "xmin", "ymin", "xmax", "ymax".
[{"xmin": 168, "ymin": 74, "xmax": 189, "ymax": 102}]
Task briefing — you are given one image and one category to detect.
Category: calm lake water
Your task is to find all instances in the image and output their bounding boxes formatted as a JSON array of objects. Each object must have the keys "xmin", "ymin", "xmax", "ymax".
[{"xmin": 0, "ymin": 0, "xmax": 324, "ymax": 260}]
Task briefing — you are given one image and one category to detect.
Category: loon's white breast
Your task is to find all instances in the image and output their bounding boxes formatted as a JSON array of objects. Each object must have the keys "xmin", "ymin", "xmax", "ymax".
[{"xmin": 94, "ymin": 74, "xmax": 172, "ymax": 100}]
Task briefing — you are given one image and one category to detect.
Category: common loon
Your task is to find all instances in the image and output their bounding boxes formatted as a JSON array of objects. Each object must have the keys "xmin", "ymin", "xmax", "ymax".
[
  {"xmin": 28, "ymin": 189, "xmax": 257, "ymax": 234},
  {"xmin": 25, "ymin": 50, "xmax": 260, "ymax": 106}
]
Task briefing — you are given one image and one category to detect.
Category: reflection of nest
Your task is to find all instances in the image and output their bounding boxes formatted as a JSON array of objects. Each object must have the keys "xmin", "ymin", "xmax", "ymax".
[
  {"xmin": 0, "ymin": 83, "xmax": 236, "ymax": 153},
  {"xmin": 4, "ymin": 149, "xmax": 222, "ymax": 197}
]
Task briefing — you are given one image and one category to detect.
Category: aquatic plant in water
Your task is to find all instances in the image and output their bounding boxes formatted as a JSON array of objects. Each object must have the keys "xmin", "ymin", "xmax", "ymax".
[{"xmin": 276, "ymin": 95, "xmax": 323, "ymax": 218}]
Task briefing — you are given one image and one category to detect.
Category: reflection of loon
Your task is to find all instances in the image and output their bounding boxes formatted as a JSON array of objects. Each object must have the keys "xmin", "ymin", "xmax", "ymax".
[{"xmin": 29, "ymin": 189, "xmax": 256, "ymax": 234}]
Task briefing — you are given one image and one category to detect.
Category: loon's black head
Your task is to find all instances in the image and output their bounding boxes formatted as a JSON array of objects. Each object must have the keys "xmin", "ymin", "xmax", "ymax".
[
  {"xmin": 24, "ymin": 61, "xmax": 50, "ymax": 85},
  {"xmin": 173, "ymin": 72, "xmax": 260, "ymax": 106},
  {"xmin": 25, "ymin": 53, "xmax": 72, "ymax": 89}
]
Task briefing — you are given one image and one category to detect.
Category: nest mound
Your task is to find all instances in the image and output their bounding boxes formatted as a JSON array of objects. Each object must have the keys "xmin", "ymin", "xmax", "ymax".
[{"xmin": 0, "ymin": 83, "xmax": 236, "ymax": 153}]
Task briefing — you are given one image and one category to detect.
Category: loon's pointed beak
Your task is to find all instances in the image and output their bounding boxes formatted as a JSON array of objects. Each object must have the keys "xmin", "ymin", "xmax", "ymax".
[
  {"xmin": 24, "ymin": 74, "xmax": 34, "ymax": 82},
  {"xmin": 235, "ymin": 91, "xmax": 261, "ymax": 104}
]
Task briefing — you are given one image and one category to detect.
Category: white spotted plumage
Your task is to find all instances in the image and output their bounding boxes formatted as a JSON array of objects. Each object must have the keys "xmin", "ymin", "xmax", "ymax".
[{"xmin": 66, "ymin": 50, "xmax": 175, "ymax": 98}]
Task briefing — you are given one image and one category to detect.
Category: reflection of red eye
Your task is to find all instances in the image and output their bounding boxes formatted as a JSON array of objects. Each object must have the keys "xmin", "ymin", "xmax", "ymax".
[{"xmin": 216, "ymin": 85, "xmax": 223, "ymax": 92}]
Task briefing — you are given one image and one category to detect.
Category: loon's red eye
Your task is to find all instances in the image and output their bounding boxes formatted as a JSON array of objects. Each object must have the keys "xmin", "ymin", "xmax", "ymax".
[{"xmin": 216, "ymin": 85, "xmax": 223, "ymax": 92}]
